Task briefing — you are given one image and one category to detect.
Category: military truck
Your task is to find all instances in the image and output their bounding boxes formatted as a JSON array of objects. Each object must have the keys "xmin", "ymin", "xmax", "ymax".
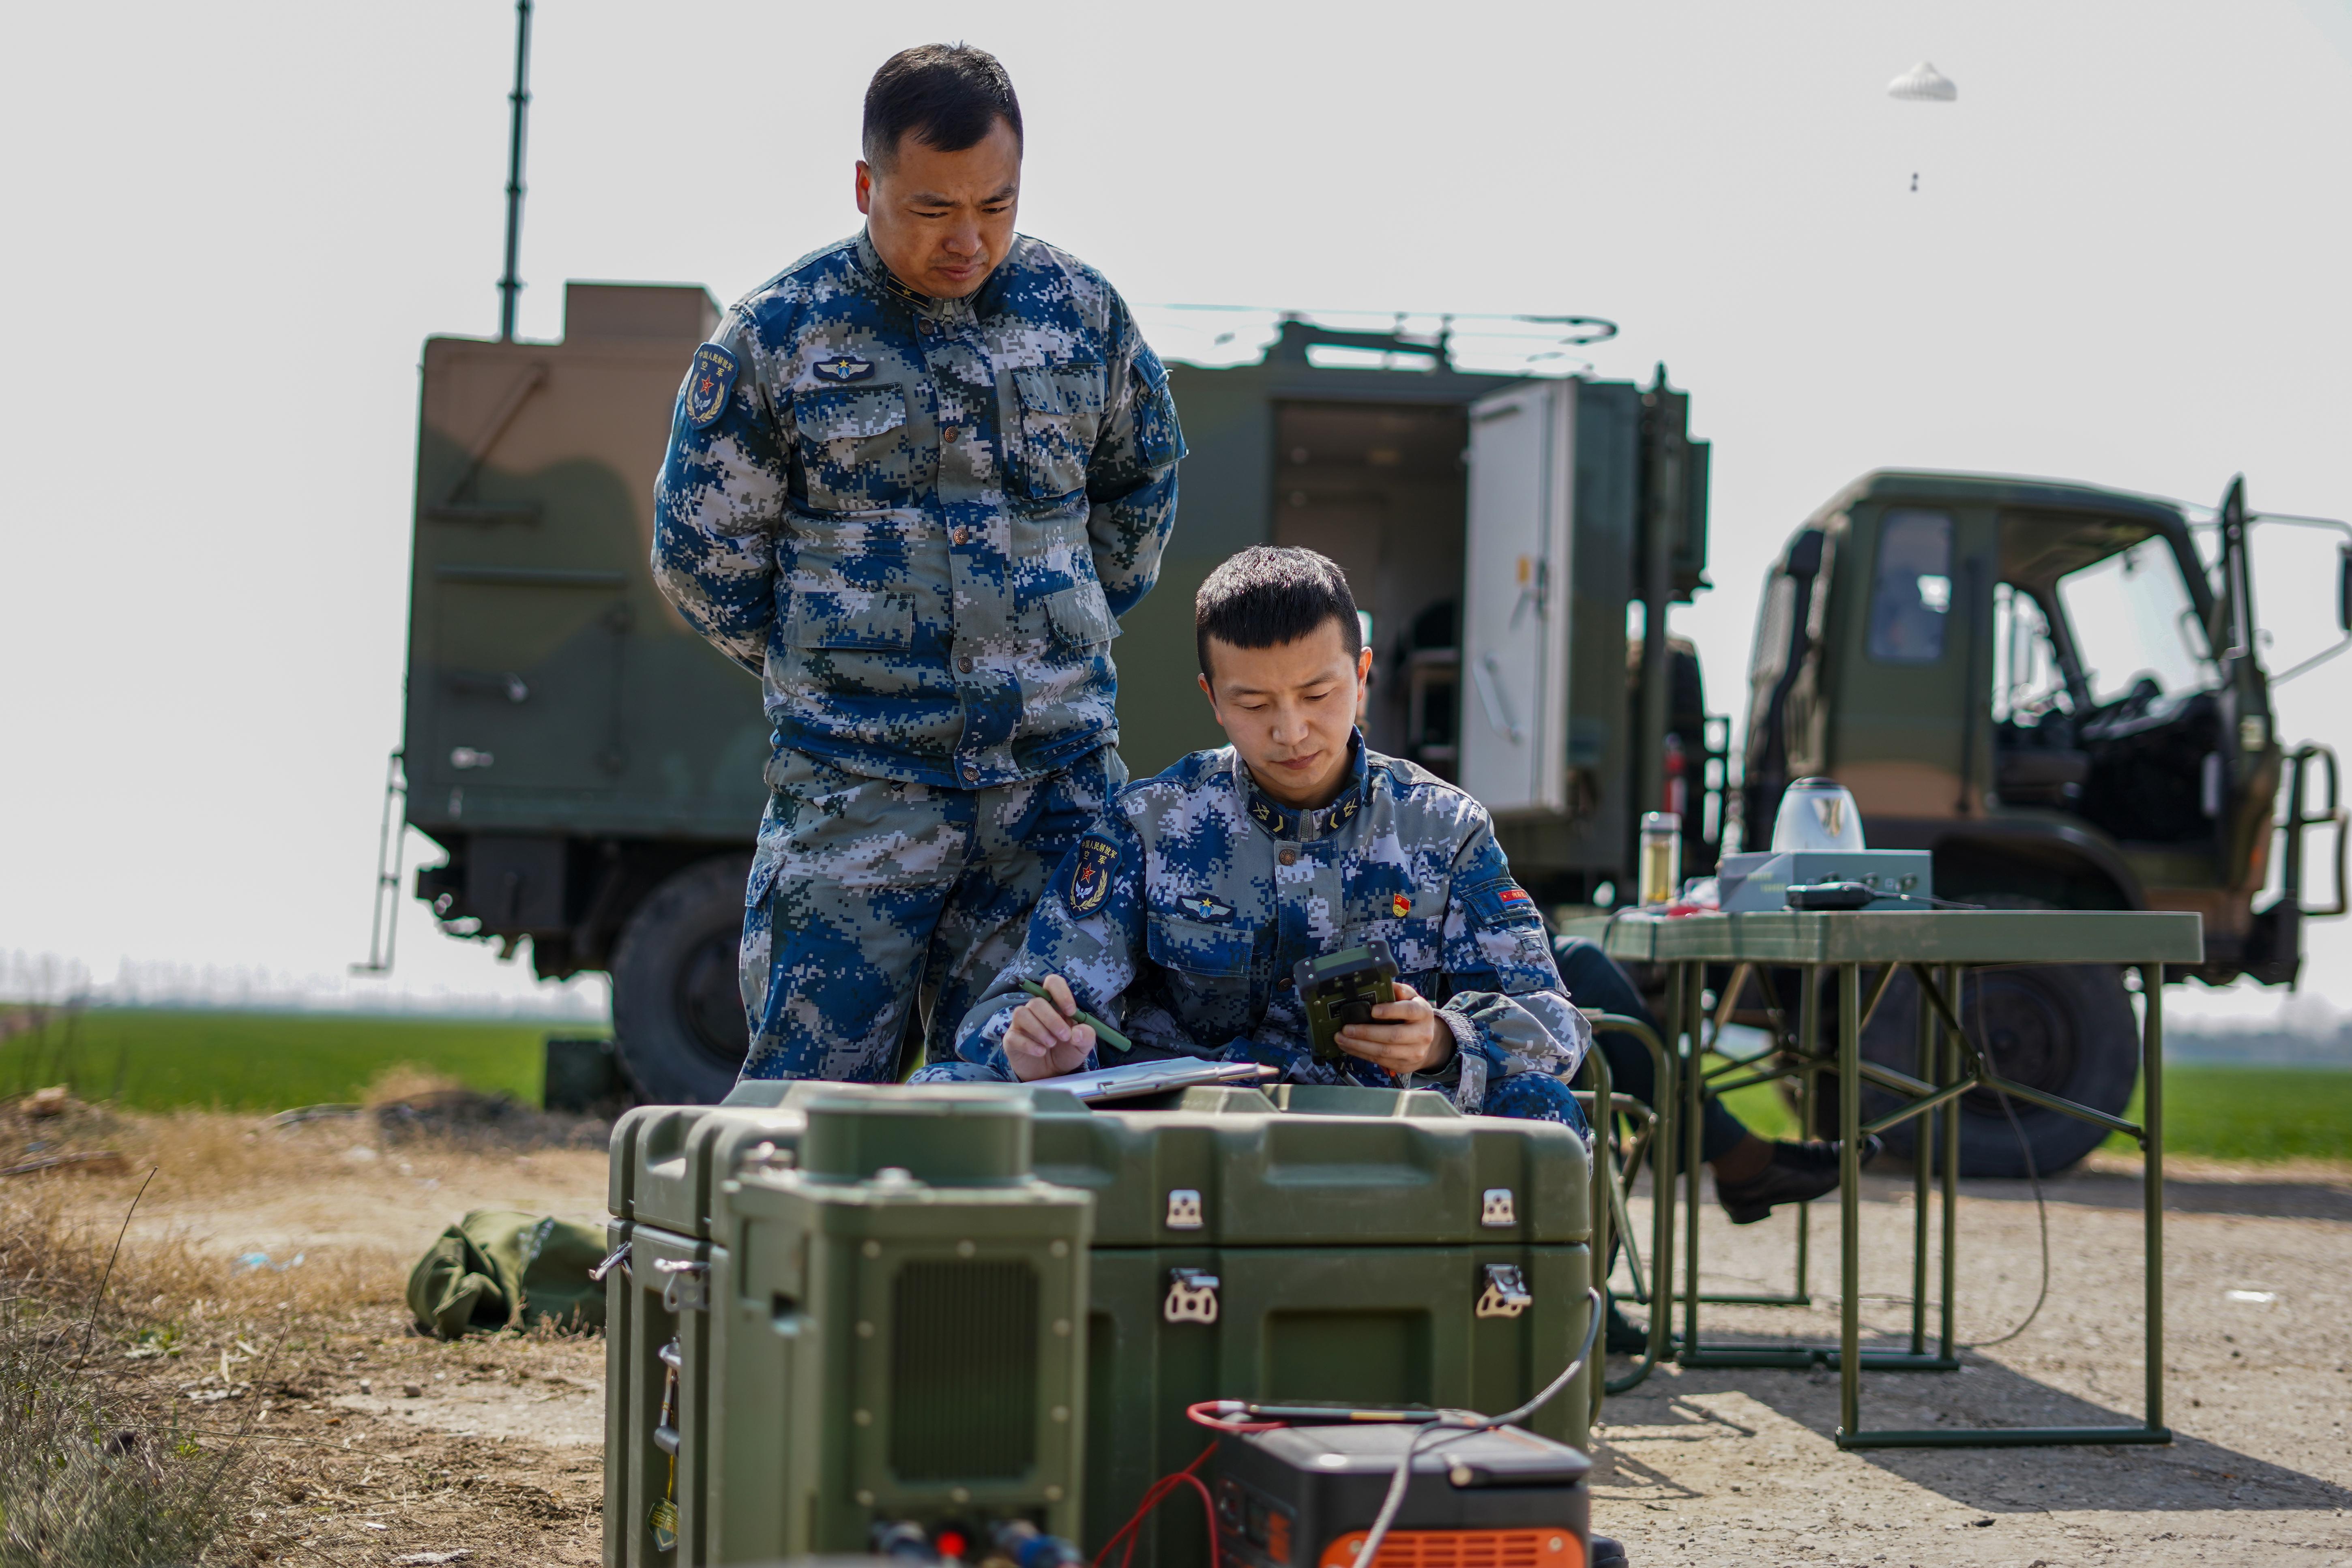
[
  {"xmin": 1739, "ymin": 470, "xmax": 2347, "ymax": 1172},
  {"xmin": 390, "ymin": 290, "xmax": 1723, "ymax": 1100}
]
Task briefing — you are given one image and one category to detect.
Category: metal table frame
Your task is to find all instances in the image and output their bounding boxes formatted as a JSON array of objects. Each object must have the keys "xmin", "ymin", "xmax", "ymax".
[{"xmin": 1585, "ymin": 909, "xmax": 2201, "ymax": 1450}]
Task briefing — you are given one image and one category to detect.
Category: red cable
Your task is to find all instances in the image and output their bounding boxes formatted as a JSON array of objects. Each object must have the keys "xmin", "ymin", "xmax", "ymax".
[
  {"xmin": 1185, "ymin": 1400, "xmax": 1285, "ymax": 1434},
  {"xmin": 1133, "ymin": 1474, "xmax": 1217, "ymax": 1568},
  {"xmin": 1094, "ymin": 1444, "xmax": 1220, "ymax": 1568}
]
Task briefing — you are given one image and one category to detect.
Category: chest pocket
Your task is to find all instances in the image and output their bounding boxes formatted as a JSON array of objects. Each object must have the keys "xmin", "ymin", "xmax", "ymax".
[
  {"xmin": 1147, "ymin": 910, "xmax": 1255, "ymax": 1020},
  {"xmin": 1009, "ymin": 364, "xmax": 1104, "ymax": 505},
  {"xmin": 1342, "ymin": 916, "xmax": 1445, "ymax": 982},
  {"xmin": 794, "ymin": 384, "xmax": 918, "ymax": 514}
]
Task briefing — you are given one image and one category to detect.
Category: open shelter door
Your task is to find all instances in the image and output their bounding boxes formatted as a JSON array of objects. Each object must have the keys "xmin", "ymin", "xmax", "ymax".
[{"xmin": 1460, "ymin": 382, "xmax": 1574, "ymax": 816}]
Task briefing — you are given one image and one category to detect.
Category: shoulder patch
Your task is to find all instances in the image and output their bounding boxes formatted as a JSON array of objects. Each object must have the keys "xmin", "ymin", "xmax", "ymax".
[
  {"xmin": 683, "ymin": 343, "xmax": 739, "ymax": 429},
  {"xmin": 1464, "ymin": 879, "xmax": 1543, "ymax": 928},
  {"xmin": 811, "ymin": 354, "xmax": 876, "ymax": 384},
  {"xmin": 1065, "ymin": 834, "xmax": 1122, "ymax": 917}
]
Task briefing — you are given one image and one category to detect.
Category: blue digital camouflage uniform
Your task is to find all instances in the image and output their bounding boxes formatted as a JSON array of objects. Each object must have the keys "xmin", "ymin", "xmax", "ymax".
[
  {"xmin": 652, "ymin": 230, "xmax": 1185, "ymax": 1082},
  {"xmin": 917, "ymin": 735, "xmax": 1592, "ymax": 1129}
]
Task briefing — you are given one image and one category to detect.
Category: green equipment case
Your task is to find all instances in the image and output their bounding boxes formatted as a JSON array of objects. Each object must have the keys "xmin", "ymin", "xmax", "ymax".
[{"xmin": 605, "ymin": 1083, "xmax": 1593, "ymax": 1566}]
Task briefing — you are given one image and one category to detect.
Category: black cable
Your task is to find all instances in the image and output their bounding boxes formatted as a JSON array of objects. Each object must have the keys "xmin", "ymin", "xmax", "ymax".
[
  {"xmin": 1949, "ymin": 970, "xmax": 2053, "ymax": 1349},
  {"xmin": 1348, "ymin": 1288, "xmax": 1604, "ymax": 1566}
]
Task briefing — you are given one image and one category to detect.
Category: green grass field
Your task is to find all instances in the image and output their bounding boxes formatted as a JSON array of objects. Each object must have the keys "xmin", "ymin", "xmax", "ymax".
[
  {"xmin": 1679, "ymin": 1055, "xmax": 2351, "ymax": 1167},
  {"xmin": 2103, "ymin": 1064, "xmax": 2352, "ymax": 1163},
  {"xmin": 5, "ymin": 1010, "xmax": 2347, "ymax": 1161},
  {"xmin": 0, "ymin": 1009, "xmax": 584, "ymax": 1114}
]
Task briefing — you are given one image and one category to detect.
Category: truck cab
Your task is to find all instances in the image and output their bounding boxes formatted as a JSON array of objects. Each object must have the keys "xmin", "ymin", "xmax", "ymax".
[{"xmin": 1742, "ymin": 469, "xmax": 2341, "ymax": 985}]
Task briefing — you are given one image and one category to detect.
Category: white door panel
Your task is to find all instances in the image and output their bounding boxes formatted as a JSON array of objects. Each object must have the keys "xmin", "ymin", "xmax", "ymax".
[{"xmin": 1460, "ymin": 382, "xmax": 1574, "ymax": 817}]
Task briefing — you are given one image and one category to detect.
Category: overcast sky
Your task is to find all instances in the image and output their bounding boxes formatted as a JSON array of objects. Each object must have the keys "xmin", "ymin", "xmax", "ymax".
[{"xmin": 3, "ymin": 1, "xmax": 2350, "ymax": 1023}]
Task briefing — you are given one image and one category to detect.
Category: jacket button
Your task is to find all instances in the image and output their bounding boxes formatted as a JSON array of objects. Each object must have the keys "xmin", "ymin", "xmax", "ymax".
[
  {"xmin": 1279, "ymin": 848, "xmax": 1298, "ymax": 866},
  {"xmin": 921, "ymin": 319, "xmax": 938, "ymax": 335},
  {"xmin": 958, "ymin": 656, "xmax": 974, "ymax": 673},
  {"xmin": 943, "ymin": 425, "xmax": 960, "ymax": 442}
]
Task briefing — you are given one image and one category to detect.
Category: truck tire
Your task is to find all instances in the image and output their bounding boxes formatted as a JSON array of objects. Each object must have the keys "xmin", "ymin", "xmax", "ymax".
[
  {"xmin": 609, "ymin": 855, "xmax": 753, "ymax": 1105},
  {"xmin": 1819, "ymin": 961, "xmax": 2140, "ymax": 1178}
]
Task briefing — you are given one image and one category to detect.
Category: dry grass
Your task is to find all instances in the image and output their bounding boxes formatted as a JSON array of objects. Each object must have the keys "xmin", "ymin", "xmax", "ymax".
[{"xmin": 0, "ymin": 1096, "xmax": 611, "ymax": 1565}]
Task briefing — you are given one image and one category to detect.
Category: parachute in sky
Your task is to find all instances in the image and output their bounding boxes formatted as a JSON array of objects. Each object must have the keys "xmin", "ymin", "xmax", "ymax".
[{"xmin": 1888, "ymin": 61, "xmax": 1958, "ymax": 101}]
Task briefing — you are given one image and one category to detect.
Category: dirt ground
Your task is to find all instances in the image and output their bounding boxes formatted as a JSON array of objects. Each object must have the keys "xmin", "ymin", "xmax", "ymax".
[
  {"xmin": 1594, "ymin": 1155, "xmax": 2352, "ymax": 1566},
  {"xmin": 14, "ymin": 1099, "xmax": 2351, "ymax": 1566}
]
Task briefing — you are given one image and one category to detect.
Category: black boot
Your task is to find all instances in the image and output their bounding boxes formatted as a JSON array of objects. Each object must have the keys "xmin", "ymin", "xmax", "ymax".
[
  {"xmin": 1714, "ymin": 1136, "xmax": 1882, "ymax": 1225},
  {"xmin": 1604, "ymin": 1297, "xmax": 1649, "ymax": 1355},
  {"xmin": 1590, "ymin": 1533, "xmax": 1629, "ymax": 1566}
]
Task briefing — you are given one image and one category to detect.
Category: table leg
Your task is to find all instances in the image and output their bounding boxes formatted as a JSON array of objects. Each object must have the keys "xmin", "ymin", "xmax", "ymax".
[
  {"xmin": 1939, "ymin": 963, "xmax": 1958, "ymax": 1365},
  {"xmin": 2142, "ymin": 962, "xmax": 2166, "ymax": 1436},
  {"xmin": 1839, "ymin": 956, "xmax": 2170, "ymax": 1449},
  {"xmin": 1681, "ymin": 961, "xmax": 1704, "ymax": 1359},
  {"xmin": 1838, "ymin": 961, "xmax": 1862, "ymax": 1440},
  {"xmin": 1910, "ymin": 966, "xmax": 1930, "ymax": 1357},
  {"xmin": 1795, "ymin": 1005, "xmax": 1814, "ymax": 1299}
]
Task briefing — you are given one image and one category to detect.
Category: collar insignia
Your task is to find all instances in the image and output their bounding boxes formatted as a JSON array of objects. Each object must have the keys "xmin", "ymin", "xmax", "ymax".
[
  {"xmin": 811, "ymin": 354, "xmax": 876, "ymax": 384},
  {"xmin": 683, "ymin": 343, "xmax": 739, "ymax": 429},
  {"xmin": 1249, "ymin": 797, "xmax": 1288, "ymax": 835},
  {"xmin": 1333, "ymin": 794, "xmax": 1361, "ymax": 826},
  {"xmin": 1176, "ymin": 894, "xmax": 1234, "ymax": 924}
]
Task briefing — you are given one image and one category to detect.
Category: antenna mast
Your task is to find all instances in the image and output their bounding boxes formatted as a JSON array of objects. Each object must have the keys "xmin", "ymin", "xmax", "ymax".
[{"xmin": 497, "ymin": 0, "xmax": 533, "ymax": 341}]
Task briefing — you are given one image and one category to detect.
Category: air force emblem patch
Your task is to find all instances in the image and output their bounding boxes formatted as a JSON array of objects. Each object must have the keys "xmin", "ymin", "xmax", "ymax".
[
  {"xmin": 683, "ymin": 343, "xmax": 738, "ymax": 429},
  {"xmin": 1065, "ymin": 834, "xmax": 1121, "ymax": 917},
  {"xmin": 811, "ymin": 354, "xmax": 876, "ymax": 384},
  {"xmin": 1176, "ymin": 894, "xmax": 1234, "ymax": 924}
]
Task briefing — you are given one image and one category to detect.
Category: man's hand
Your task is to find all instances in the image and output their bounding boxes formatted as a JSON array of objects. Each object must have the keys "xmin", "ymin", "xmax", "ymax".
[
  {"xmin": 1333, "ymin": 981, "xmax": 1452, "ymax": 1078},
  {"xmin": 1003, "ymin": 974, "xmax": 1097, "ymax": 1082}
]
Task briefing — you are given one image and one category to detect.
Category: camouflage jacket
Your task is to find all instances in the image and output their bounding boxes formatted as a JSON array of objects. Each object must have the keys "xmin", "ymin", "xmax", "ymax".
[
  {"xmin": 651, "ymin": 231, "xmax": 1185, "ymax": 789},
  {"xmin": 947, "ymin": 736, "xmax": 1589, "ymax": 1111}
]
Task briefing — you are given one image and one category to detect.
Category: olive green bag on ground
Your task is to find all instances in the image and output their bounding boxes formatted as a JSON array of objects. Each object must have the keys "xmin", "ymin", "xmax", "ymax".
[{"xmin": 406, "ymin": 1208, "xmax": 609, "ymax": 1339}]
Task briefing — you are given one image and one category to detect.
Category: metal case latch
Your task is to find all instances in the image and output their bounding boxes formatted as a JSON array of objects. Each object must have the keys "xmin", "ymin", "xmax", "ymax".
[
  {"xmin": 655, "ymin": 1258, "xmax": 709, "ymax": 1313},
  {"xmin": 1165, "ymin": 1188, "xmax": 1204, "ymax": 1230},
  {"xmin": 1163, "ymin": 1268, "xmax": 1221, "ymax": 1324},
  {"xmin": 1480, "ymin": 1188, "xmax": 1517, "ymax": 1227},
  {"xmin": 1476, "ymin": 1263, "xmax": 1532, "ymax": 1319}
]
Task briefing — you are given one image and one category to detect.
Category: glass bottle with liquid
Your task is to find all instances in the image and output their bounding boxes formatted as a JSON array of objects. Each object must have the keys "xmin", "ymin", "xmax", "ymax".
[{"xmin": 1638, "ymin": 811, "xmax": 1682, "ymax": 907}]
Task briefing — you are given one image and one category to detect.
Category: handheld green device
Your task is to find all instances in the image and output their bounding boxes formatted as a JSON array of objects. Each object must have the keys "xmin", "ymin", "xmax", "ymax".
[{"xmin": 1292, "ymin": 940, "xmax": 1399, "ymax": 1064}]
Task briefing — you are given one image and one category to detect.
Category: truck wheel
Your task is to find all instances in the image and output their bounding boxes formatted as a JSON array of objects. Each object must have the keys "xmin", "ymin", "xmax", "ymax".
[
  {"xmin": 1816, "ymin": 961, "xmax": 2140, "ymax": 1177},
  {"xmin": 609, "ymin": 855, "xmax": 753, "ymax": 1105}
]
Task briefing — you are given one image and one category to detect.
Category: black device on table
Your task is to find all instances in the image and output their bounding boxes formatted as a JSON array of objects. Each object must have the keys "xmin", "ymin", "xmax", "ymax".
[
  {"xmin": 1292, "ymin": 940, "xmax": 1399, "ymax": 1064},
  {"xmin": 1785, "ymin": 880, "xmax": 1877, "ymax": 911}
]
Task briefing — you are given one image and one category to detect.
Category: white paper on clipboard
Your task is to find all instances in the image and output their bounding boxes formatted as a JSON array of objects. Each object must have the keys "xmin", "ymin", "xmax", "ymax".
[{"xmin": 1032, "ymin": 1057, "xmax": 1279, "ymax": 1104}]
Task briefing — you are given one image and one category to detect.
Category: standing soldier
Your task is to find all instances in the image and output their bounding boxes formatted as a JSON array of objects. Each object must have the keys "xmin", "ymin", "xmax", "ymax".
[{"xmin": 653, "ymin": 43, "xmax": 1185, "ymax": 1085}]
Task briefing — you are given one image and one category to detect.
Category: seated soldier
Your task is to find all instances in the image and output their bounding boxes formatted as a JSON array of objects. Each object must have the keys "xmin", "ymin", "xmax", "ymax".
[
  {"xmin": 916, "ymin": 545, "xmax": 1591, "ymax": 1133},
  {"xmin": 920, "ymin": 545, "xmax": 1625, "ymax": 1566}
]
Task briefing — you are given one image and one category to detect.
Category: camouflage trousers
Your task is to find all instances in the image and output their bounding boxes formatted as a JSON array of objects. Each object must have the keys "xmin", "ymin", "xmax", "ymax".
[{"xmin": 738, "ymin": 746, "xmax": 1126, "ymax": 1083}]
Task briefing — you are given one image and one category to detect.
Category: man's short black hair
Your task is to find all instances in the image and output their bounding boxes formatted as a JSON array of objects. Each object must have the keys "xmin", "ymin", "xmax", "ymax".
[
  {"xmin": 1195, "ymin": 547, "xmax": 1363, "ymax": 677},
  {"xmin": 863, "ymin": 44, "xmax": 1023, "ymax": 171}
]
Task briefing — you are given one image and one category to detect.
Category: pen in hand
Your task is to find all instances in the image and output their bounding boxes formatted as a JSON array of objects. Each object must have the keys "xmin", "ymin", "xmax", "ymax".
[{"xmin": 1017, "ymin": 978, "xmax": 1133, "ymax": 1054}]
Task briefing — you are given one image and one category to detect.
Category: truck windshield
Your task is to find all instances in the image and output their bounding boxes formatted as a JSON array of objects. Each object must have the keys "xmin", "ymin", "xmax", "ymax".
[{"xmin": 2055, "ymin": 537, "xmax": 2216, "ymax": 706}]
